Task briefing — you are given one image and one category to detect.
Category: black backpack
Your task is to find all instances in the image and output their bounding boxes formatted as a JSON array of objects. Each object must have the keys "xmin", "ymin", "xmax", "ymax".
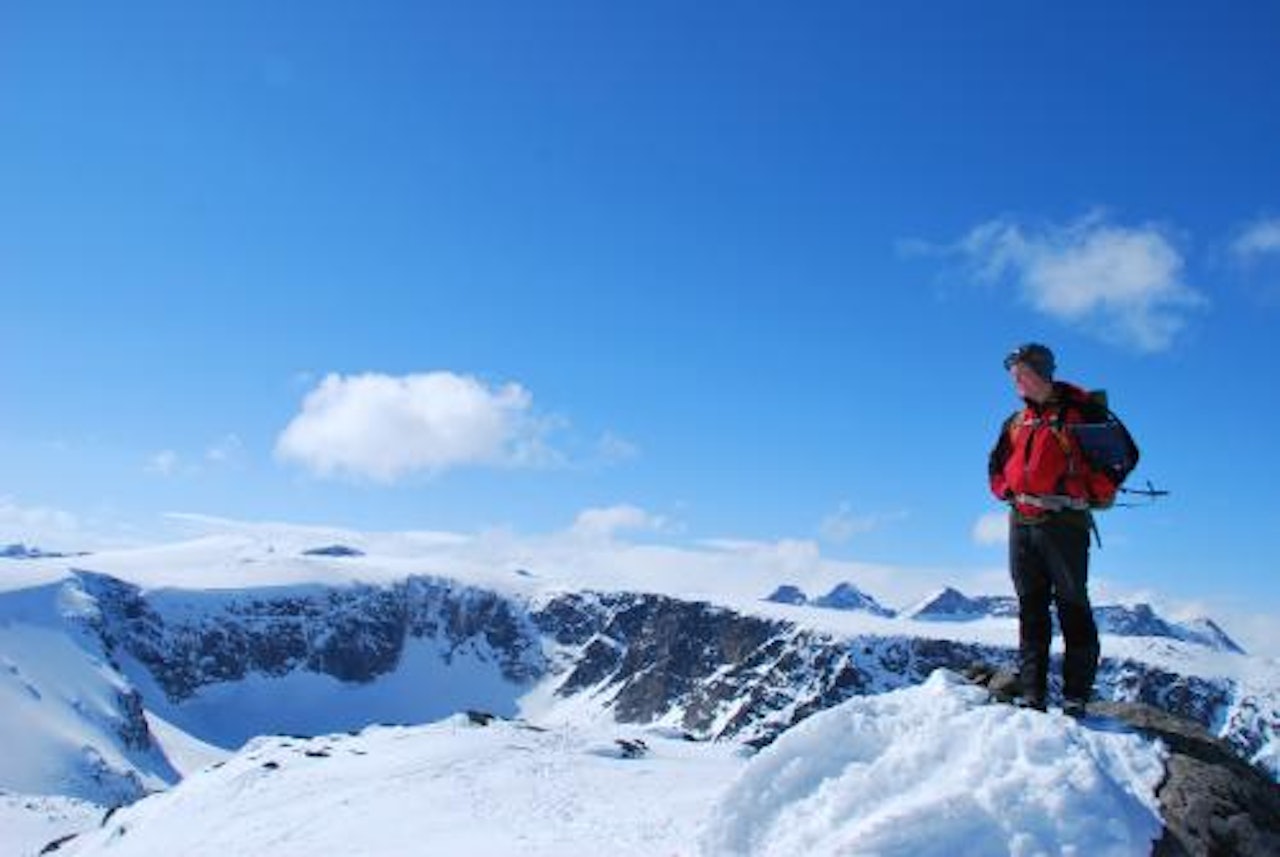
[{"xmin": 1069, "ymin": 390, "xmax": 1140, "ymax": 489}]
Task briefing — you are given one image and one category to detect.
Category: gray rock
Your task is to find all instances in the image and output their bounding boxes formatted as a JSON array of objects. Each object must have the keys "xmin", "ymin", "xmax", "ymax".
[
  {"xmin": 964, "ymin": 662, "xmax": 1280, "ymax": 855},
  {"xmin": 1089, "ymin": 700, "xmax": 1280, "ymax": 857}
]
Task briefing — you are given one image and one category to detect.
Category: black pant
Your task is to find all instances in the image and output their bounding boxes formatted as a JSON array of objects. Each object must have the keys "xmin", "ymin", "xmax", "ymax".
[{"xmin": 1010, "ymin": 518, "xmax": 1099, "ymax": 704}]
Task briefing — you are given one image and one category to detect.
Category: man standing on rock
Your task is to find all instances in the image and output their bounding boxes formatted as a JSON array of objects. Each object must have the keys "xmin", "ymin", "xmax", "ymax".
[{"xmin": 988, "ymin": 343, "xmax": 1117, "ymax": 717}]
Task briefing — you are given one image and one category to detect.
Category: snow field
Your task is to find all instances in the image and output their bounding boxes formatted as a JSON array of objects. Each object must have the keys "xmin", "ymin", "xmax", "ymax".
[
  {"xmin": 57, "ymin": 716, "xmax": 744, "ymax": 857},
  {"xmin": 41, "ymin": 670, "xmax": 1172, "ymax": 857}
]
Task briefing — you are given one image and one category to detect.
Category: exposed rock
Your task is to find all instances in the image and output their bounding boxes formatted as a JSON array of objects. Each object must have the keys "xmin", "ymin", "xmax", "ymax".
[
  {"xmin": 907, "ymin": 587, "xmax": 1018, "ymax": 620},
  {"xmin": 38, "ymin": 833, "xmax": 79, "ymax": 854},
  {"xmin": 615, "ymin": 738, "xmax": 649, "ymax": 759},
  {"xmin": 1097, "ymin": 700, "xmax": 1280, "ymax": 856},
  {"xmin": 763, "ymin": 585, "xmax": 807, "ymax": 606},
  {"xmin": 466, "ymin": 710, "xmax": 497, "ymax": 727},
  {"xmin": 73, "ymin": 572, "xmax": 545, "ymax": 701},
  {"xmin": 301, "ymin": 545, "xmax": 365, "ymax": 558},
  {"xmin": 908, "ymin": 588, "xmax": 1244, "ymax": 654},
  {"xmin": 965, "ymin": 663, "xmax": 1280, "ymax": 856},
  {"xmin": 2, "ymin": 543, "xmax": 83, "ymax": 560},
  {"xmin": 811, "ymin": 582, "xmax": 896, "ymax": 617}
]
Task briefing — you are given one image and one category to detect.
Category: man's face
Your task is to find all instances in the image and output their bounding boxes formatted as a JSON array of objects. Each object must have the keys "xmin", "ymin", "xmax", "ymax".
[{"xmin": 1011, "ymin": 362, "xmax": 1053, "ymax": 403}]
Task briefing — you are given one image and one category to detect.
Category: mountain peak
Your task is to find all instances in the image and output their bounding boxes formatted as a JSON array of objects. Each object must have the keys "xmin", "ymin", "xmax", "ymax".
[
  {"xmin": 811, "ymin": 582, "xmax": 896, "ymax": 617},
  {"xmin": 763, "ymin": 584, "xmax": 807, "ymax": 606}
]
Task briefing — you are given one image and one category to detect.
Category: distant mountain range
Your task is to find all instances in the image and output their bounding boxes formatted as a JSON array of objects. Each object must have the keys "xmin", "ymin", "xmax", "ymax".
[
  {"xmin": 0, "ymin": 543, "xmax": 83, "ymax": 560},
  {"xmin": 766, "ymin": 581, "xmax": 896, "ymax": 617},
  {"xmin": 767, "ymin": 582, "xmax": 1245, "ymax": 654}
]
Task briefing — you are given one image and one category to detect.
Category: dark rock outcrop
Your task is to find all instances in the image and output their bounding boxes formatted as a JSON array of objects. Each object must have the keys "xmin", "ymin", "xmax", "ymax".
[
  {"xmin": 965, "ymin": 664, "xmax": 1280, "ymax": 856},
  {"xmin": 72, "ymin": 572, "xmax": 544, "ymax": 702},
  {"xmin": 764, "ymin": 585, "xmax": 807, "ymax": 606},
  {"xmin": 811, "ymin": 582, "xmax": 896, "ymax": 617},
  {"xmin": 1090, "ymin": 700, "xmax": 1280, "ymax": 857},
  {"xmin": 530, "ymin": 591, "xmax": 1275, "ymax": 774},
  {"xmin": 301, "ymin": 545, "xmax": 365, "ymax": 558}
]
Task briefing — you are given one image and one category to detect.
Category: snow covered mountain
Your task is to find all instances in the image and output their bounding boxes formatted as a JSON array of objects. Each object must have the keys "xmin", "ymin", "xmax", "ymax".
[
  {"xmin": 904, "ymin": 585, "xmax": 1019, "ymax": 620},
  {"xmin": 765, "ymin": 581, "xmax": 897, "ymax": 616},
  {"xmin": 907, "ymin": 586, "xmax": 1246, "ymax": 653},
  {"xmin": 2, "ymin": 533, "xmax": 1278, "ymax": 854}
]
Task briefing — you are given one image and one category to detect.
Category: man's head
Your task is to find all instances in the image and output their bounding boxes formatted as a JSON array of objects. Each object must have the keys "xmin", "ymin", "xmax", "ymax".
[{"xmin": 1004, "ymin": 343, "xmax": 1055, "ymax": 403}]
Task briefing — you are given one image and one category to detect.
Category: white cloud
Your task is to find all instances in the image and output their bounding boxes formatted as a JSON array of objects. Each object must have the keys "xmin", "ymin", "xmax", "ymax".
[
  {"xmin": 0, "ymin": 496, "xmax": 147, "ymax": 552},
  {"xmin": 146, "ymin": 436, "xmax": 244, "ymax": 478},
  {"xmin": 146, "ymin": 450, "xmax": 181, "ymax": 477},
  {"xmin": 1230, "ymin": 216, "xmax": 1280, "ymax": 262},
  {"xmin": 972, "ymin": 511, "xmax": 1008, "ymax": 546},
  {"xmin": 955, "ymin": 212, "xmax": 1205, "ymax": 352},
  {"xmin": 275, "ymin": 372, "xmax": 559, "ymax": 482},
  {"xmin": 818, "ymin": 503, "xmax": 906, "ymax": 544},
  {"xmin": 1229, "ymin": 216, "xmax": 1280, "ymax": 304},
  {"xmin": 0, "ymin": 496, "xmax": 81, "ymax": 545},
  {"xmin": 594, "ymin": 431, "xmax": 640, "ymax": 466},
  {"xmin": 205, "ymin": 434, "xmax": 245, "ymax": 465},
  {"xmin": 570, "ymin": 504, "xmax": 668, "ymax": 540}
]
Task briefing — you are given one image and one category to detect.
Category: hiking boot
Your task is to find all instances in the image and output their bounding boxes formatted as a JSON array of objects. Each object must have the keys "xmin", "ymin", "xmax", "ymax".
[
  {"xmin": 1063, "ymin": 698, "xmax": 1088, "ymax": 719},
  {"xmin": 1014, "ymin": 696, "xmax": 1046, "ymax": 712}
]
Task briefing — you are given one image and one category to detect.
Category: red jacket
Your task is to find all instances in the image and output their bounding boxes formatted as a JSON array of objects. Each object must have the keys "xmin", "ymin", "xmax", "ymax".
[{"xmin": 989, "ymin": 382, "xmax": 1118, "ymax": 520}]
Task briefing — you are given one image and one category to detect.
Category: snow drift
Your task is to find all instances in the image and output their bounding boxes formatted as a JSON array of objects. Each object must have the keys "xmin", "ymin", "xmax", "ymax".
[{"xmin": 703, "ymin": 670, "xmax": 1167, "ymax": 857}]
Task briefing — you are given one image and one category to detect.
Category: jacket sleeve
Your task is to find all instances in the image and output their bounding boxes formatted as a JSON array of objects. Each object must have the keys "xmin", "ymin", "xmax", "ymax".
[{"xmin": 988, "ymin": 416, "xmax": 1013, "ymax": 501}]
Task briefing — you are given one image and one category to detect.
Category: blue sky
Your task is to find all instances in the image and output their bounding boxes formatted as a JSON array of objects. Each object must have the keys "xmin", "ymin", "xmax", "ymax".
[{"xmin": 3, "ymin": 3, "xmax": 1279, "ymax": 649}]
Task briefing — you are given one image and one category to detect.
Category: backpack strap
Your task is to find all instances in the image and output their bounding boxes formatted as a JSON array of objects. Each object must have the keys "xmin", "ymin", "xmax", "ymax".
[{"xmin": 1048, "ymin": 403, "xmax": 1078, "ymax": 494}]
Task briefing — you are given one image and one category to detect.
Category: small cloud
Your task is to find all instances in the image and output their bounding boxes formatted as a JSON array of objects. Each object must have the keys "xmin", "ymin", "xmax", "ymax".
[
  {"xmin": 569, "ymin": 504, "xmax": 668, "ymax": 540},
  {"xmin": 939, "ymin": 211, "xmax": 1206, "ymax": 351},
  {"xmin": 0, "ymin": 496, "xmax": 81, "ymax": 543},
  {"xmin": 146, "ymin": 450, "xmax": 181, "ymax": 477},
  {"xmin": 1229, "ymin": 215, "xmax": 1280, "ymax": 304},
  {"xmin": 595, "ymin": 431, "xmax": 640, "ymax": 466},
  {"xmin": 0, "ymin": 496, "xmax": 144, "ymax": 551},
  {"xmin": 205, "ymin": 434, "xmax": 245, "ymax": 465},
  {"xmin": 972, "ymin": 511, "xmax": 1008, "ymax": 546},
  {"xmin": 275, "ymin": 371, "xmax": 561, "ymax": 482},
  {"xmin": 1230, "ymin": 215, "xmax": 1280, "ymax": 262},
  {"xmin": 818, "ymin": 503, "xmax": 905, "ymax": 544}
]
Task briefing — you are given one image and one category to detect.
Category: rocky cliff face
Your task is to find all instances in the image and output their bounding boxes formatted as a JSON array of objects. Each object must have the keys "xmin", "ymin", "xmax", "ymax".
[
  {"xmin": 71, "ymin": 571, "xmax": 544, "ymax": 703},
  {"xmin": 65, "ymin": 572, "xmax": 1278, "ymax": 783},
  {"xmin": 532, "ymin": 590, "xmax": 1274, "ymax": 772}
]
